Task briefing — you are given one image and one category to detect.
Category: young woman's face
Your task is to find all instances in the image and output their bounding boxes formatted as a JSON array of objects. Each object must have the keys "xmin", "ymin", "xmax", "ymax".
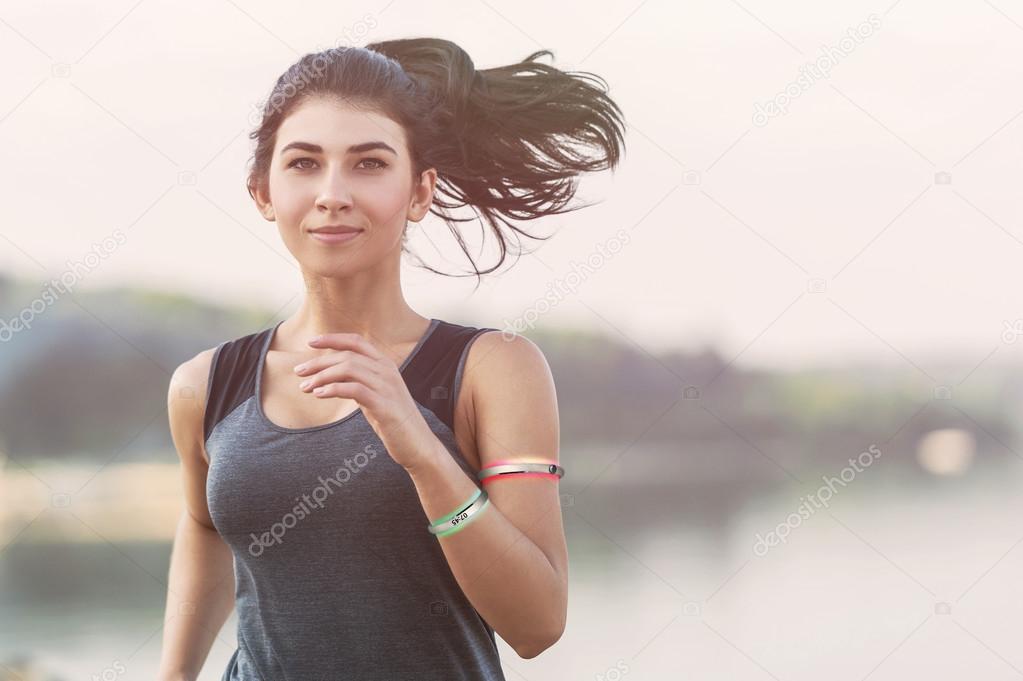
[{"xmin": 258, "ymin": 96, "xmax": 434, "ymax": 276}]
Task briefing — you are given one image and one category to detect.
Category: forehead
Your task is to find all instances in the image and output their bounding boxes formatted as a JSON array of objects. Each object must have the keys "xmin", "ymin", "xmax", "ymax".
[{"xmin": 276, "ymin": 97, "xmax": 407, "ymax": 155}]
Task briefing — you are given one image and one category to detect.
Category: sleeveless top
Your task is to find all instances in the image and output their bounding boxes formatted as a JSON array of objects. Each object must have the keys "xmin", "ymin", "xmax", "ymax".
[{"xmin": 202, "ymin": 317, "xmax": 506, "ymax": 681}]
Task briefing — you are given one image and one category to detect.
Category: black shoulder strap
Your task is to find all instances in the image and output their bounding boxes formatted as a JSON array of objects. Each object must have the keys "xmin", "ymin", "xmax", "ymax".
[
  {"xmin": 204, "ymin": 320, "xmax": 496, "ymax": 443},
  {"xmin": 404, "ymin": 320, "xmax": 497, "ymax": 434},
  {"xmin": 203, "ymin": 327, "xmax": 270, "ymax": 445}
]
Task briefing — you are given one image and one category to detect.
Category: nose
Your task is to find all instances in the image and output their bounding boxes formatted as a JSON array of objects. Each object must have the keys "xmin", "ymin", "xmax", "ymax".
[{"xmin": 315, "ymin": 164, "xmax": 353, "ymax": 213}]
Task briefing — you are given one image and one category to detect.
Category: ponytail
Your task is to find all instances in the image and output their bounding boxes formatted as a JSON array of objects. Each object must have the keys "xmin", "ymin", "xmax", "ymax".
[{"xmin": 247, "ymin": 38, "xmax": 626, "ymax": 285}]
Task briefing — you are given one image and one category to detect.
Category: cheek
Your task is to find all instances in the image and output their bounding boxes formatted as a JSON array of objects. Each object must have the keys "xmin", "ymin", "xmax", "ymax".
[
  {"xmin": 268, "ymin": 171, "xmax": 312, "ymax": 219},
  {"xmin": 360, "ymin": 177, "xmax": 411, "ymax": 228}
]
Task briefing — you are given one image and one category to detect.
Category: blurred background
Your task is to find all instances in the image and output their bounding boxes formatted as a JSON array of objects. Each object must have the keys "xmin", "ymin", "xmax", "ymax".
[{"xmin": 3, "ymin": 0, "xmax": 1023, "ymax": 679}]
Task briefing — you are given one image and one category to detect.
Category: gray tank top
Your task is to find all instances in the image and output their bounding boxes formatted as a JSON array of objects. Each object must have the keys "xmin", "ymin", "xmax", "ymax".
[{"xmin": 203, "ymin": 317, "xmax": 505, "ymax": 680}]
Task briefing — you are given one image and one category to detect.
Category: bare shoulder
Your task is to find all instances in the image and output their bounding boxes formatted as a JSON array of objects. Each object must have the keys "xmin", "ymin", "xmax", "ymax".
[
  {"xmin": 451, "ymin": 329, "xmax": 556, "ymax": 470},
  {"xmin": 464, "ymin": 329, "xmax": 555, "ymax": 396},
  {"xmin": 167, "ymin": 345, "xmax": 222, "ymax": 528},
  {"xmin": 461, "ymin": 329, "xmax": 559, "ymax": 451},
  {"xmin": 167, "ymin": 346, "xmax": 219, "ymax": 465}
]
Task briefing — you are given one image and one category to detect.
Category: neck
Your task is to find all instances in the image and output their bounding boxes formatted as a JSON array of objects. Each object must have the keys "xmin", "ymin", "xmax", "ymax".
[{"xmin": 280, "ymin": 263, "xmax": 429, "ymax": 363}]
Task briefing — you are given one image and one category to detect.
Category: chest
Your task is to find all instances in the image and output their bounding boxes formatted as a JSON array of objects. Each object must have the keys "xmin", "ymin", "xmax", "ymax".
[
  {"xmin": 205, "ymin": 407, "xmax": 426, "ymax": 546},
  {"xmin": 259, "ymin": 344, "xmax": 484, "ymax": 472}
]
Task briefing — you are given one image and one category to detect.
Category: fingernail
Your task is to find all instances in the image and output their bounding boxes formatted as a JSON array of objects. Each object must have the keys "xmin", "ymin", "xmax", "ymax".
[
  {"xmin": 299, "ymin": 380, "xmax": 312, "ymax": 389},
  {"xmin": 294, "ymin": 364, "xmax": 307, "ymax": 373}
]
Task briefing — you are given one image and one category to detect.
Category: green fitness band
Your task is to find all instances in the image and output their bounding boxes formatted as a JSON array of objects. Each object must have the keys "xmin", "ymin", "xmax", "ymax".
[
  {"xmin": 427, "ymin": 488, "xmax": 489, "ymax": 535},
  {"xmin": 434, "ymin": 496, "xmax": 491, "ymax": 537}
]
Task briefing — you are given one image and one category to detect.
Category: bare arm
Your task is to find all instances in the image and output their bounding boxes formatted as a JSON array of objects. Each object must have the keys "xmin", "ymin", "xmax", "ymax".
[
  {"xmin": 405, "ymin": 332, "xmax": 568, "ymax": 659},
  {"xmin": 157, "ymin": 349, "xmax": 237, "ymax": 681}
]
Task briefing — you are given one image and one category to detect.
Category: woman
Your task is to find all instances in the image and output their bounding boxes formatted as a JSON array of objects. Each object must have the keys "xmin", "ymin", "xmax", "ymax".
[{"xmin": 158, "ymin": 38, "xmax": 624, "ymax": 680}]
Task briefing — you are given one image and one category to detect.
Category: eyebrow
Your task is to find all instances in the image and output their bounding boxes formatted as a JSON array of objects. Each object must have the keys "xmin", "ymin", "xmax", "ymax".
[{"xmin": 279, "ymin": 140, "xmax": 398, "ymax": 156}]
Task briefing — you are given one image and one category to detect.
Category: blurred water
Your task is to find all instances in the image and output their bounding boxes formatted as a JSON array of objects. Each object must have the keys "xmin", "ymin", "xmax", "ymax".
[{"xmin": 3, "ymin": 448, "xmax": 1022, "ymax": 680}]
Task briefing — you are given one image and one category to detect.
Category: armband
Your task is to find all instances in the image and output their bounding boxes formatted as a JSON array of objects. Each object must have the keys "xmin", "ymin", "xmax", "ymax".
[{"xmin": 477, "ymin": 461, "xmax": 565, "ymax": 485}]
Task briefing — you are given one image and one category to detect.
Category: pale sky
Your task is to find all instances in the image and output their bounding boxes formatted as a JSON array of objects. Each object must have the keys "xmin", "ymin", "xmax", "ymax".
[{"xmin": 2, "ymin": 0, "xmax": 1023, "ymax": 378}]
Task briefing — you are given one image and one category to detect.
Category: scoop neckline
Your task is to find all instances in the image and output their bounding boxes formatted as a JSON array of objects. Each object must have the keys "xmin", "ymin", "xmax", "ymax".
[{"xmin": 254, "ymin": 317, "xmax": 441, "ymax": 434}]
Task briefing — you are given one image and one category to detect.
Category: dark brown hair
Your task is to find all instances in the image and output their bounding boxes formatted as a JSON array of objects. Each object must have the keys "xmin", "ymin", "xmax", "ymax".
[{"xmin": 246, "ymin": 37, "xmax": 625, "ymax": 285}]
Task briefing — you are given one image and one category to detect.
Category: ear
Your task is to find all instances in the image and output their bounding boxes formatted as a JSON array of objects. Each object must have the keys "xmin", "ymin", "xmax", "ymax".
[
  {"xmin": 407, "ymin": 168, "xmax": 437, "ymax": 223},
  {"xmin": 251, "ymin": 180, "xmax": 275, "ymax": 221}
]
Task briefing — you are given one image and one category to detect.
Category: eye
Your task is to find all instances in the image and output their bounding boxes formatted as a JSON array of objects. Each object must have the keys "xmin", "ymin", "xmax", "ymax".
[
  {"xmin": 287, "ymin": 157, "xmax": 317, "ymax": 170},
  {"xmin": 358, "ymin": 157, "xmax": 389, "ymax": 170}
]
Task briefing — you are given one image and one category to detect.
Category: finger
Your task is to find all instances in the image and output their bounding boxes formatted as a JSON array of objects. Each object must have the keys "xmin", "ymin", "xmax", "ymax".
[
  {"xmin": 300, "ymin": 361, "xmax": 383, "ymax": 394},
  {"xmin": 307, "ymin": 332, "xmax": 385, "ymax": 362},
  {"xmin": 293, "ymin": 350, "xmax": 375, "ymax": 377},
  {"xmin": 309, "ymin": 381, "xmax": 374, "ymax": 405}
]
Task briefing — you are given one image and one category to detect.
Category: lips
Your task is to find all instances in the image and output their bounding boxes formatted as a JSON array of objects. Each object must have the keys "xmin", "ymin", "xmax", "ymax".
[
  {"xmin": 309, "ymin": 227, "xmax": 363, "ymax": 245},
  {"xmin": 310, "ymin": 225, "xmax": 363, "ymax": 234}
]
